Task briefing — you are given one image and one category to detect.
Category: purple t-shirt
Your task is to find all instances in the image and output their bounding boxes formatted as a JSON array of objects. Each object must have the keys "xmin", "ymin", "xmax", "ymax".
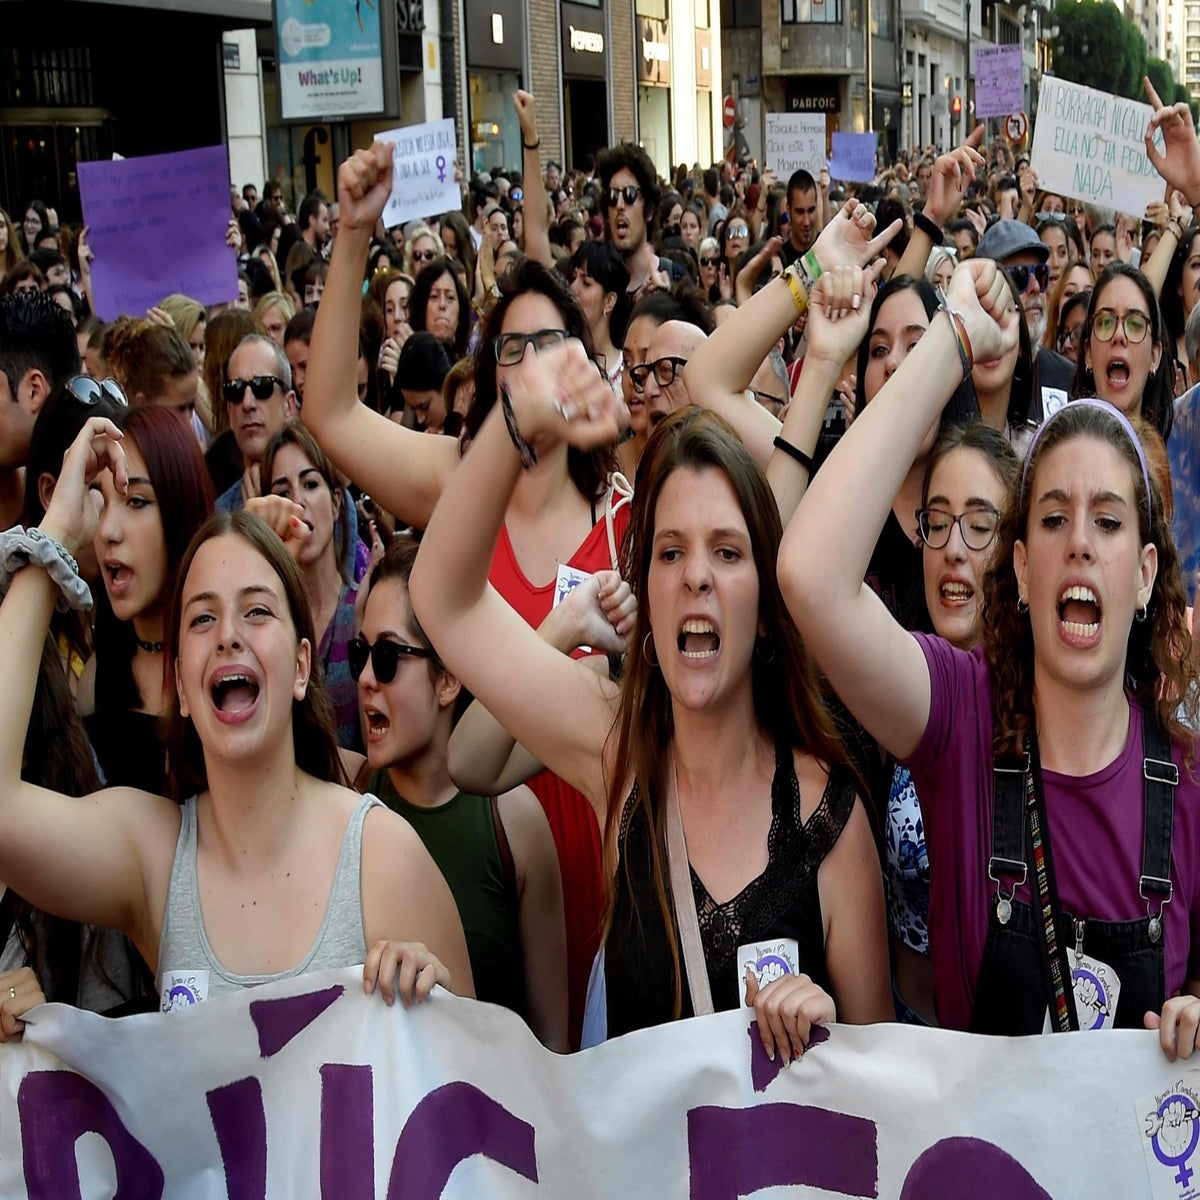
[{"xmin": 906, "ymin": 632, "xmax": 1200, "ymax": 1032}]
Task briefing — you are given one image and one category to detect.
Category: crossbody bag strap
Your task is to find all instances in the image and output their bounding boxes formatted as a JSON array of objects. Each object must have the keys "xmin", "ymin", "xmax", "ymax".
[
  {"xmin": 1026, "ymin": 736, "xmax": 1078, "ymax": 1033},
  {"xmin": 1140, "ymin": 710, "xmax": 1178, "ymax": 943},
  {"xmin": 665, "ymin": 761, "xmax": 714, "ymax": 1017},
  {"xmin": 989, "ymin": 750, "xmax": 1029, "ymax": 926}
]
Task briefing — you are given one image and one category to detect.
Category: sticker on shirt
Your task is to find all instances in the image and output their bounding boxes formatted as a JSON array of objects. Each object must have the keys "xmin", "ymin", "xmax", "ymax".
[
  {"xmin": 1042, "ymin": 387, "xmax": 1068, "ymax": 418},
  {"xmin": 736, "ymin": 939, "xmax": 801, "ymax": 1004},
  {"xmin": 1070, "ymin": 948, "xmax": 1120, "ymax": 1031},
  {"xmin": 1135, "ymin": 1078, "xmax": 1200, "ymax": 1200},
  {"xmin": 553, "ymin": 563, "xmax": 592, "ymax": 609},
  {"xmin": 160, "ymin": 970, "xmax": 209, "ymax": 1013}
]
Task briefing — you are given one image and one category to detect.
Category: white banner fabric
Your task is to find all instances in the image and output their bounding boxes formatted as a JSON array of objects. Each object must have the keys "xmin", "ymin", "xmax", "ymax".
[{"xmin": 0, "ymin": 967, "xmax": 1197, "ymax": 1198}]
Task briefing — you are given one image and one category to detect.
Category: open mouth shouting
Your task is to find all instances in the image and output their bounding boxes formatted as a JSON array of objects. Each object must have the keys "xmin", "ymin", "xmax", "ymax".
[
  {"xmin": 1103, "ymin": 355, "xmax": 1132, "ymax": 394},
  {"xmin": 104, "ymin": 559, "xmax": 133, "ymax": 599},
  {"xmin": 678, "ymin": 618, "xmax": 721, "ymax": 660},
  {"xmin": 209, "ymin": 666, "xmax": 262, "ymax": 725},
  {"xmin": 1057, "ymin": 583, "xmax": 1102, "ymax": 647},
  {"xmin": 363, "ymin": 704, "xmax": 391, "ymax": 744}
]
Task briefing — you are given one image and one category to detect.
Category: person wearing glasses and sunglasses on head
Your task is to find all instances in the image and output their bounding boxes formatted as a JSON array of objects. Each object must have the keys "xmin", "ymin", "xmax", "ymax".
[
  {"xmin": 975, "ymin": 219, "xmax": 1076, "ymax": 419},
  {"xmin": 341, "ymin": 535, "xmax": 568, "ymax": 1050},
  {"xmin": 0, "ymin": 291, "xmax": 81, "ymax": 530},
  {"xmin": 403, "ymin": 225, "xmax": 444, "ymax": 280},
  {"xmin": 214, "ymin": 334, "xmax": 297, "ymax": 514},
  {"xmin": 305, "ymin": 142, "xmax": 632, "ymax": 1049},
  {"xmin": 1072, "ymin": 263, "xmax": 1174, "ymax": 442}
]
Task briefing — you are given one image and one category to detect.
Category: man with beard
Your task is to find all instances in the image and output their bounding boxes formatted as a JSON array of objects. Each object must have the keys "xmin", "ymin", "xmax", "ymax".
[
  {"xmin": 976, "ymin": 219, "xmax": 1074, "ymax": 418},
  {"xmin": 596, "ymin": 144, "xmax": 673, "ymax": 299}
]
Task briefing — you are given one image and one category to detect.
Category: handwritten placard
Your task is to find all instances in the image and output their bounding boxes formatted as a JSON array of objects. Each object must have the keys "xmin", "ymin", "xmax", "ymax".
[
  {"xmin": 374, "ymin": 118, "xmax": 461, "ymax": 228},
  {"xmin": 1030, "ymin": 76, "xmax": 1165, "ymax": 217},
  {"xmin": 973, "ymin": 45, "xmax": 1023, "ymax": 119},
  {"xmin": 764, "ymin": 113, "xmax": 826, "ymax": 179},
  {"xmin": 829, "ymin": 132, "xmax": 877, "ymax": 183},
  {"xmin": 78, "ymin": 145, "xmax": 237, "ymax": 318}
]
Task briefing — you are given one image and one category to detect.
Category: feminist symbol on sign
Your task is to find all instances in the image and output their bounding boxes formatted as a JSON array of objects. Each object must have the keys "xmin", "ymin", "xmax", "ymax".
[
  {"xmin": 435, "ymin": 155, "xmax": 447, "ymax": 183},
  {"xmin": 1147, "ymin": 1093, "xmax": 1200, "ymax": 1187}
]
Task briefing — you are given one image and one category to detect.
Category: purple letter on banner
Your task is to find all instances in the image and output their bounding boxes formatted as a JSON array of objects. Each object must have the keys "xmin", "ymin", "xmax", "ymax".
[
  {"xmin": 688, "ymin": 1103, "xmax": 878, "ymax": 1198},
  {"xmin": 78, "ymin": 145, "xmax": 238, "ymax": 317},
  {"xmin": 19, "ymin": 1070, "xmax": 165, "ymax": 1199}
]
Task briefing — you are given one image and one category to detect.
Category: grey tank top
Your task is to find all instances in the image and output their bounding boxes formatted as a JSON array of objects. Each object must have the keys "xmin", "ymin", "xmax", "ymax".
[{"xmin": 156, "ymin": 792, "xmax": 381, "ymax": 1012}]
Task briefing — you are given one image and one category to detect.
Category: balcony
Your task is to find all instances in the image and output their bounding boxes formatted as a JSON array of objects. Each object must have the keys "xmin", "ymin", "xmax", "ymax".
[{"xmin": 901, "ymin": 0, "xmax": 966, "ymax": 36}]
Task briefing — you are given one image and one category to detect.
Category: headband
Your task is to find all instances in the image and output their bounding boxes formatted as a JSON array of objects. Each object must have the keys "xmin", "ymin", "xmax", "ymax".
[{"xmin": 1019, "ymin": 397, "xmax": 1152, "ymax": 525}]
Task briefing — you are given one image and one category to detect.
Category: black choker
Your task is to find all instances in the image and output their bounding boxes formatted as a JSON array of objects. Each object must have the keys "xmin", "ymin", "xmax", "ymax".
[{"xmin": 135, "ymin": 635, "xmax": 164, "ymax": 654}]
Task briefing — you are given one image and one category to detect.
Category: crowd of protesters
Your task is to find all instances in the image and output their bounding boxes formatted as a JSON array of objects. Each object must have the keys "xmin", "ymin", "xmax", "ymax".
[{"xmin": 0, "ymin": 80, "xmax": 1199, "ymax": 1073}]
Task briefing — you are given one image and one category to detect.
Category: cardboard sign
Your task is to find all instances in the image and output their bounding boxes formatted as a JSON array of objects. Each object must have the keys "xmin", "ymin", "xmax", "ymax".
[
  {"xmin": 78, "ymin": 145, "xmax": 238, "ymax": 318},
  {"xmin": 829, "ymin": 132, "xmax": 877, "ymax": 182},
  {"xmin": 974, "ymin": 44, "xmax": 1024, "ymax": 119},
  {"xmin": 0, "ymin": 966, "xmax": 1194, "ymax": 1197},
  {"xmin": 374, "ymin": 118, "xmax": 461, "ymax": 228},
  {"xmin": 1030, "ymin": 76, "xmax": 1166, "ymax": 217},
  {"xmin": 765, "ymin": 112, "xmax": 826, "ymax": 179}
]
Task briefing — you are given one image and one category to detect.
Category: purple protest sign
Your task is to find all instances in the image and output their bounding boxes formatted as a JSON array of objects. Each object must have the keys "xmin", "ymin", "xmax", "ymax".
[{"xmin": 78, "ymin": 145, "xmax": 238, "ymax": 318}]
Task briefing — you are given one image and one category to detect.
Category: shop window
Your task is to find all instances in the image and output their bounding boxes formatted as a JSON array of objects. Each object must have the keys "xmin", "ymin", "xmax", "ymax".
[
  {"xmin": 721, "ymin": 0, "xmax": 762, "ymax": 26},
  {"xmin": 781, "ymin": 0, "xmax": 842, "ymax": 23}
]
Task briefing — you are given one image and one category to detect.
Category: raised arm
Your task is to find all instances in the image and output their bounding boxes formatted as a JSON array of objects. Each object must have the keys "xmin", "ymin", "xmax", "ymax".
[
  {"xmin": 303, "ymin": 144, "xmax": 458, "ymax": 528},
  {"xmin": 779, "ymin": 258, "xmax": 1018, "ymax": 759},
  {"xmin": 1142, "ymin": 190, "xmax": 1185, "ymax": 296},
  {"xmin": 894, "ymin": 127, "xmax": 985, "ymax": 281},
  {"xmin": 409, "ymin": 342, "xmax": 626, "ymax": 817},
  {"xmin": 447, "ymin": 570, "xmax": 630, "ymax": 795},
  {"xmin": 513, "ymin": 92, "xmax": 553, "ymax": 268},
  {"xmin": 0, "ymin": 420, "xmax": 176, "ymax": 949},
  {"xmin": 684, "ymin": 200, "xmax": 896, "ymax": 470},
  {"xmin": 1144, "ymin": 77, "xmax": 1200, "ymax": 224}
]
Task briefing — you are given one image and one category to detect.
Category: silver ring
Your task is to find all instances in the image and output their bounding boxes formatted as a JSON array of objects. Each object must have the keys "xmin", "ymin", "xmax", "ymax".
[{"xmin": 8, "ymin": 987, "xmax": 15, "ymax": 1000}]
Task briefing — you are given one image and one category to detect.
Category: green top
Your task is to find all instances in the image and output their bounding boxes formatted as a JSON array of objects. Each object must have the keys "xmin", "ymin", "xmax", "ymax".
[{"xmin": 369, "ymin": 771, "xmax": 527, "ymax": 1017}]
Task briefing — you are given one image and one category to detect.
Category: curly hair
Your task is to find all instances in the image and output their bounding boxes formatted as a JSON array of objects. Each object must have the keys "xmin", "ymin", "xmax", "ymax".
[{"xmin": 981, "ymin": 401, "xmax": 1199, "ymax": 758}]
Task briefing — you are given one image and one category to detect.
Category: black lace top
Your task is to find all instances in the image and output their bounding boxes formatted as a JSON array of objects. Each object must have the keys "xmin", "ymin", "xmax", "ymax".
[{"xmin": 605, "ymin": 743, "xmax": 857, "ymax": 1037}]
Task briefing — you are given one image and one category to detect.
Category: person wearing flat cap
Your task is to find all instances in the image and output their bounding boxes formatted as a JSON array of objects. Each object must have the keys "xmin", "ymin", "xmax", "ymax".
[{"xmin": 976, "ymin": 219, "xmax": 1075, "ymax": 418}]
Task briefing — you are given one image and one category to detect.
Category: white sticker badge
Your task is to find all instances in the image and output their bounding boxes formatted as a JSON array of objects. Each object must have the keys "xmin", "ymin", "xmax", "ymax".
[
  {"xmin": 736, "ymin": 938, "xmax": 801, "ymax": 1004},
  {"xmin": 160, "ymin": 970, "xmax": 210, "ymax": 1013},
  {"xmin": 1070, "ymin": 948, "xmax": 1120, "ymax": 1031},
  {"xmin": 1135, "ymin": 1078, "xmax": 1200, "ymax": 1200}
]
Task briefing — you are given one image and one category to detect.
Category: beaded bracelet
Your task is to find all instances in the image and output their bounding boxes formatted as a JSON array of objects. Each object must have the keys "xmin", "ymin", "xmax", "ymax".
[{"xmin": 500, "ymin": 382, "xmax": 538, "ymax": 469}]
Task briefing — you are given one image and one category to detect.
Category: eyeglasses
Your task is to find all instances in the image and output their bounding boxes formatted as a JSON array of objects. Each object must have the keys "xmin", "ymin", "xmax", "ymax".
[
  {"xmin": 411, "ymin": 248, "xmax": 438, "ymax": 263},
  {"xmin": 916, "ymin": 506, "xmax": 1000, "ymax": 551},
  {"xmin": 492, "ymin": 327, "xmax": 569, "ymax": 365},
  {"xmin": 605, "ymin": 185, "xmax": 641, "ymax": 208},
  {"xmin": 1091, "ymin": 309, "xmax": 1150, "ymax": 344},
  {"xmin": 1007, "ymin": 263, "xmax": 1050, "ymax": 293},
  {"xmin": 726, "ymin": 224, "xmax": 749, "ymax": 238},
  {"xmin": 65, "ymin": 375, "xmax": 127, "ymax": 409},
  {"xmin": 223, "ymin": 375, "xmax": 285, "ymax": 405},
  {"xmin": 699, "ymin": 256, "xmax": 719, "ymax": 268},
  {"xmin": 1057, "ymin": 325, "xmax": 1084, "ymax": 351},
  {"xmin": 628, "ymin": 356, "xmax": 689, "ymax": 390},
  {"xmin": 347, "ymin": 635, "xmax": 434, "ymax": 684}
]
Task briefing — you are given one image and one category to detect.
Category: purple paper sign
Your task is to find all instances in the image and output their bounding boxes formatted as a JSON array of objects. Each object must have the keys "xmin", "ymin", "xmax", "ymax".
[
  {"xmin": 78, "ymin": 145, "xmax": 238, "ymax": 318},
  {"xmin": 974, "ymin": 45, "xmax": 1023, "ymax": 119}
]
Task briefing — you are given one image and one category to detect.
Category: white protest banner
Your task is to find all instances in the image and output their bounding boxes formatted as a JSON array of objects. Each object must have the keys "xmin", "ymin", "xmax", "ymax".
[
  {"xmin": 765, "ymin": 112, "xmax": 826, "ymax": 178},
  {"xmin": 829, "ymin": 132, "xmax": 877, "ymax": 182},
  {"xmin": 374, "ymin": 118, "xmax": 460, "ymax": 228},
  {"xmin": 1031, "ymin": 76, "xmax": 1166, "ymax": 217},
  {"xmin": 0, "ymin": 966, "xmax": 1195, "ymax": 1197},
  {"xmin": 973, "ymin": 44, "xmax": 1023, "ymax": 118}
]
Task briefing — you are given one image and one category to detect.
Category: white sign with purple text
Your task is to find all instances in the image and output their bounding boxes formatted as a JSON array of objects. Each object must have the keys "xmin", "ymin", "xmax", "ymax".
[
  {"xmin": 0, "ymin": 967, "xmax": 1194, "ymax": 1197},
  {"xmin": 374, "ymin": 118, "xmax": 461, "ymax": 229}
]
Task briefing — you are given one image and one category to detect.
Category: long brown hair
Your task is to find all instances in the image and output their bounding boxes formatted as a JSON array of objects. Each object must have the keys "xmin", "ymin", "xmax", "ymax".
[
  {"xmin": 604, "ymin": 407, "xmax": 852, "ymax": 1018},
  {"xmin": 165, "ymin": 511, "xmax": 347, "ymax": 799},
  {"xmin": 981, "ymin": 402, "xmax": 1199, "ymax": 757}
]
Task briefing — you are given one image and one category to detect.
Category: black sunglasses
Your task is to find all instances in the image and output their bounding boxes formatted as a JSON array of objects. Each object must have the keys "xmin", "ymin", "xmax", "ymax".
[
  {"xmin": 605, "ymin": 185, "xmax": 641, "ymax": 208},
  {"xmin": 411, "ymin": 248, "xmax": 438, "ymax": 263},
  {"xmin": 699, "ymin": 256, "xmax": 719, "ymax": 268},
  {"xmin": 347, "ymin": 635, "xmax": 434, "ymax": 684},
  {"xmin": 223, "ymin": 375, "xmax": 285, "ymax": 405},
  {"xmin": 65, "ymin": 375, "xmax": 127, "ymax": 409},
  {"xmin": 1007, "ymin": 263, "xmax": 1050, "ymax": 293}
]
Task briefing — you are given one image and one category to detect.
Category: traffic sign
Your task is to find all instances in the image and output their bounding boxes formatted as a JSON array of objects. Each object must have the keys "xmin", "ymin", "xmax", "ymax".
[
  {"xmin": 1004, "ymin": 111, "xmax": 1029, "ymax": 146},
  {"xmin": 723, "ymin": 95, "xmax": 737, "ymax": 128}
]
